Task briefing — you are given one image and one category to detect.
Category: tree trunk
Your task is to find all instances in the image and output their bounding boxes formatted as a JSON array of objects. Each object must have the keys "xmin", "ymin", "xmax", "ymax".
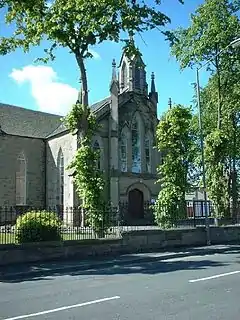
[
  {"xmin": 76, "ymin": 53, "xmax": 89, "ymax": 107},
  {"xmin": 75, "ymin": 52, "xmax": 90, "ymax": 141},
  {"xmin": 74, "ymin": 52, "xmax": 90, "ymax": 225}
]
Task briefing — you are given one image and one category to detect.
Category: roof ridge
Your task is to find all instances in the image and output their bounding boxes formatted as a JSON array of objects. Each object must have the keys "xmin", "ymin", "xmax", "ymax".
[
  {"xmin": 0, "ymin": 103, "xmax": 62, "ymax": 118},
  {"xmin": 46, "ymin": 122, "xmax": 68, "ymax": 138},
  {"xmin": 91, "ymin": 96, "xmax": 110, "ymax": 106}
]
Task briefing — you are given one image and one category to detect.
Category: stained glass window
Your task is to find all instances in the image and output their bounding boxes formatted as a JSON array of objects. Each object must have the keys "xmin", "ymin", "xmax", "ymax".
[
  {"xmin": 120, "ymin": 131, "xmax": 127, "ymax": 172},
  {"xmin": 145, "ymin": 134, "xmax": 151, "ymax": 173},
  {"xmin": 132, "ymin": 116, "xmax": 141, "ymax": 173},
  {"xmin": 121, "ymin": 62, "xmax": 127, "ymax": 88}
]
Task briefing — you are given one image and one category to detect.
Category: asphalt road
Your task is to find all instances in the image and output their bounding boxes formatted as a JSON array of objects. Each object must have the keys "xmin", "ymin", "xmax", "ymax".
[{"xmin": 1, "ymin": 246, "xmax": 240, "ymax": 319}]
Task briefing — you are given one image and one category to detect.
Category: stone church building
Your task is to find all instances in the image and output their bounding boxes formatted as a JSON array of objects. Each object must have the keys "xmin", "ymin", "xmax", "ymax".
[{"xmin": 0, "ymin": 51, "xmax": 161, "ymax": 223}]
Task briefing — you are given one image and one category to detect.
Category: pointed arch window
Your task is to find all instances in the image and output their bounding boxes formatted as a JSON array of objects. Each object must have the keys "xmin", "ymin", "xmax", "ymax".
[
  {"xmin": 120, "ymin": 130, "xmax": 127, "ymax": 172},
  {"xmin": 16, "ymin": 152, "xmax": 27, "ymax": 205},
  {"xmin": 121, "ymin": 61, "xmax": 127, "ymax": 89},
  {"xmin": 93, "ymin": 140, "xmax": 101, "ymax": 170},
  {"xmin": 59, "ymin": 151, "xmax": 64, "ymax": 207},
  {"xmin": 132, "ymin": 116, "xmax": 141, "ymax": 173},
  {"xmin": 145, "ymin": 133, "xmax": 152, "ymax": 173}
]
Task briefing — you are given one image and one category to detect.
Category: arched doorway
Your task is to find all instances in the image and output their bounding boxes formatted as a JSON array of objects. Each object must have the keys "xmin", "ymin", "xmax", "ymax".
[{"xmin": 128, "ymin": 188, "xmax": 144, "ymax": 220}]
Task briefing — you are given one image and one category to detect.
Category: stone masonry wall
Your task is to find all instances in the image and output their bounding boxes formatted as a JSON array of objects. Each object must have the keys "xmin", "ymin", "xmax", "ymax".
[
  {"xmin": 0, "ymin": 226, "xmax": 240, "ymax": 266},
  {"xmin": 46, "ymin": 133, "xmax": 77, "ymax": 208},
  {"xmin": 0, "ymin": 134, "xmax": 45, "ymax": 207}
]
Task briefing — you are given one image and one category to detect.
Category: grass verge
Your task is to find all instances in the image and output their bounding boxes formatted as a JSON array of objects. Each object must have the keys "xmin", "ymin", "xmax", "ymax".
[{"xmin": 0, "ymin": 230, "xmax": 118, "ymax": 244}]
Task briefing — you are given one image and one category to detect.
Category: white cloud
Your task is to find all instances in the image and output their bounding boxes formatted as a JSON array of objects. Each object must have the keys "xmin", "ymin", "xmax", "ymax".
[
  {"xmin": 10, "ymin": 65, "xmax": 78, "ymax": 115},
  {"xmin": 89, "ymin": 49, "xmax": 101, "ymax": 60}
]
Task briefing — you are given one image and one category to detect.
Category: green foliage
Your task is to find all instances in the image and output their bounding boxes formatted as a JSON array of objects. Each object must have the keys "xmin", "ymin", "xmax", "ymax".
[
  {"xmin": 168, "ymin": 0, "xmax": 240, "ymax": 131},
  {"xmin": 205, "ymin": 129, "xmax": 228, "ymax": 164},
  {"xmin": 64, "ymin": 103, "xmax": 108, "ymax": 236},
  {"xmin": 63, "ymin": 102, "xmax": 97, "ymax": 140},
  {"xmin": 0, "ymin": 0, "xmax": 183, "ymax": 64},
  {"xmin": 167, "ymin": 0, "xmax": 240, "ymax": 221},
  {"xmin": 168, "ymin": 0, "xmax": 240, "ymax": 70},
  {"xmin": 15, "ymin": 210, "xmax": 62, "ymax": 243},
  {"xmin": 0, "ymin": 0, "xmax": 184, "ymax": 109},
  {"xmin": 197, "ymin": 63, "xmax": 240, "ymax": 219},
  {"xmin": 154, "ymin": 105, "xmax": 194, "ymax": 228},
  {"xmin": 201, "ymin": 60, "xmax": 240, "ymax": 219},
  {"xmin": 200, "ymin": 69, "xmax": 240, "ymax": 134},
  {"xmin": 205, "ymin": 129, "xmax": 230, "ymax": 218},
  {"xmin": 154, "ymin": 187, "xmax": 186, "ymax": 229},
  {"xmin": 1, "ymin": 0, "xmax": 183, "ymax": 230},
  {"xmin": 68, "ymin": 144, "xmax": 106, "ymax": 231},
  {"xmin": 0, "ymin": 0, "xmax": 184, "ymax": 232}
]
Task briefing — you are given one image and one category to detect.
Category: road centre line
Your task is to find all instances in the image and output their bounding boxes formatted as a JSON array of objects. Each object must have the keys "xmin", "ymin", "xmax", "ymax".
[
  {"xmin": 189, "ymin": 270, "xmax": 240, "ymax": 283},
  {"xmin": 2, "ymin": 296, "xmax": 120, "ymax": 320}
]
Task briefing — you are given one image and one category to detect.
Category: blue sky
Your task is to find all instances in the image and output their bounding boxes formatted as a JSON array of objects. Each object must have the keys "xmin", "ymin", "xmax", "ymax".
[{"xmin": 0, "ymin": 0, "xmax": 207, "ymax": 117}]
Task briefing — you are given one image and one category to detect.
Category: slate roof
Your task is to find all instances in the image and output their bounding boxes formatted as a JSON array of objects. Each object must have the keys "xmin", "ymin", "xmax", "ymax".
[
  {"xmin": 46, "ymin": 122, "xmax": 67, "ymax": 138},
  {"xmin": 0, "ymin": 103, "xmax": 62, "ymax": 138},
  {"xmin": 46, "ymin": 96, "xmax": 111, "ymax": 138},
  {"xmin": 91, "ymin": 97, "xmax": 111, "ymax": 112},
  {"xmin": 0, "ymin": 97, "xmax": 111, "ymax": 139}
]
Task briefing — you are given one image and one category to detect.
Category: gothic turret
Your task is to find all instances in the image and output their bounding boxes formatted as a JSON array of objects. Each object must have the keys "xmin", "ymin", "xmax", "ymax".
[
  {"xmin": 118, "ymin": 49, "xmax": 148, "ymax": 95},
  {"xmin": 110, "ymin": 59, "xmax": 118, "ymax": 93},
  {"xmin": 149, "ymin": 72, "xmax": 158, "ymax": 107},
  {"xmin": 109, "ymin": 58, "xmax": 119, "ymax": 131}
]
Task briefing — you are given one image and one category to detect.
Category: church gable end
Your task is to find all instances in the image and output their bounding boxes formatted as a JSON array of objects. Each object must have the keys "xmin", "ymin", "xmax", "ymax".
[{"xmin": 1, "ymin": 46, "xmax": 161, "ymax": 225}]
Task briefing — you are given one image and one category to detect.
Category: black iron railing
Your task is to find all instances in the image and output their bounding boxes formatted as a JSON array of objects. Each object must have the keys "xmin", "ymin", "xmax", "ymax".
[{"xmin": 0, "ymin": 200, "xmax": 238, "ymax": 245}]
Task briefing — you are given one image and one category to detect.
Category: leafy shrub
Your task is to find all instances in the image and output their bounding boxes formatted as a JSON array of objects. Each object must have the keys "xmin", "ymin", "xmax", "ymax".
[{"xmin": 15, "ymin": 210, "xmax": 62, "ymax": 243}]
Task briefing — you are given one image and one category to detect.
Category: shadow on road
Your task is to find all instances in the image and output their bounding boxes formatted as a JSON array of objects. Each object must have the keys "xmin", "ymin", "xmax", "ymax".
[{"xmin": 1, "ymin": 245, "xmax": 239, "ymax": 284}]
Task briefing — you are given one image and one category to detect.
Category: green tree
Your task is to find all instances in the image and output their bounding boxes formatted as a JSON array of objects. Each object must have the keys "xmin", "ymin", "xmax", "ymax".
[
  {"xmin": 200, "ymin": 69, "xmax": 240, "ymax": 220},
  {"xmin": 0, "ymin": 0, "xmax": 183, "ymax": 119},
  {"xmin": 0, "ymin": 0, "xmax": 183, "ymax": 232},
  {"xmin": 64, "ymin": 102, "xmax": 108, "ymax": 236},
  {"xmin": 204, "ymin": 129, "xmax": 229, "ymax": 218},
  {"xmin": 154, "ymin": 105, "xmax": 195, "ymax": 228},
  {"xmin": 167, "ymin": 0, "xmax": 240, "ymax": 129},
  {"xmin": 166, "ymin": 0, "xmax": 240, "ymax": 219}
]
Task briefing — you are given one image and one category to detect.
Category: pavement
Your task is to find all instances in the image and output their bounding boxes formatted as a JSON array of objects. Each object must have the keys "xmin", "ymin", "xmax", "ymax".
[{"xmin": 1, "ymin": 244, "xmax": 240, "ymax": 319}]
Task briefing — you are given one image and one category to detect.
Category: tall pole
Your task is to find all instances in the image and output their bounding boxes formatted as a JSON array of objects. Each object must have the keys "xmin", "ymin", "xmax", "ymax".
[{"xmin": 196, "ymin": 68, "xmax": 211, "ymax": 245}]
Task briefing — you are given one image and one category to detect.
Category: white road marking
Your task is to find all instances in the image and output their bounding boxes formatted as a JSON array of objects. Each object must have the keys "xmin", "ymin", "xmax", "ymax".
[
  {"xmin": 2, "ymin": 296, "xmax": 120, "ymax": 320},
  {"xmin": 189, "ymin": 270, "xmax": 240, "ymax": 283},
  {"xmin": 161, "ymin": 254, "xmax": 215, "ymax": 263}
]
